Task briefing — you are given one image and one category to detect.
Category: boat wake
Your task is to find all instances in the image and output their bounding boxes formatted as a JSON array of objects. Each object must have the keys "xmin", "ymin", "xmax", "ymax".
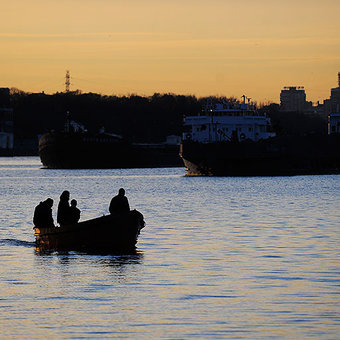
[{"xmin": 0, "ymin": 238, "xmax": 36, "ymax": 248}]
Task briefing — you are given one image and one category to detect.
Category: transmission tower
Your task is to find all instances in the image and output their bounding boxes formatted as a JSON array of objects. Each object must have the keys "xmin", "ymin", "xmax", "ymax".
[{"xmin": 65, "ymin": 70, "xmax": 70, "ymax": 92}]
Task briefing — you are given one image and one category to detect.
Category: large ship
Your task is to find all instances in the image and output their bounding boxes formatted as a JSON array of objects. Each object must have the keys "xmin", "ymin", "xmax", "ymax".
[
  {"xmin": 39, "ymin": 119, "xmax": 182, "ymax": 169},
  {"xmin": 180, "ymin": 100, "xmax": 340, "ymax": 176}
]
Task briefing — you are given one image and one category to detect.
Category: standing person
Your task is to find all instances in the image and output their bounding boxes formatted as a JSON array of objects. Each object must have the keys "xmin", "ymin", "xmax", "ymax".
[
  {"xmin": 57, "ymin": 190, "xmax": 70, "ymax": 226},
  {"xmin": 69, "ymin": 199, "xmax": 81, "ymax": 224},
  {"xmin": 109, "ymin": 188, "xmax": 130, "ymax": 215},
  {"xmin": 33, "ymin": 198, "xmax": 55, "ymax": 228}
]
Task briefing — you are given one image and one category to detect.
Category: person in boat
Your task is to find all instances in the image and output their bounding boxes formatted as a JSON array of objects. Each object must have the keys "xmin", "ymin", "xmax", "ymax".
[
  {"xmin": 33, "ymin": 198, "xmax": 55, "ymax": 228},
  {"xmin": 57, "ymin": 190, "xmax": 71, "ymax": 226},
  {"xmin": 109, "ymin": 188, "xmax": 130, "ymax": 215},
  {"xmin": 69, "ymin": 199, "xmax": 81, "ymax": 224}
]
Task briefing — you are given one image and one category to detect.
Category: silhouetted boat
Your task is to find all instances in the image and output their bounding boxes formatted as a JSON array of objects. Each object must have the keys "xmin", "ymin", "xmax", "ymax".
[
  {"xmin": 180, "ymin": 100, "xmax": 340, "ymax": 176},
  {"xmin": 34, "ymin": 210, "xmax": 145, "ymax": 252},
  {"xmin": 39, "ymin": 119, "xmax": 182, "ymax": 169}
]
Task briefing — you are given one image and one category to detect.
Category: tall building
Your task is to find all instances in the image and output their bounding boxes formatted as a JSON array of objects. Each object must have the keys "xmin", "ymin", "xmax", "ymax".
[
  {"xmin": 324, "ymin": 72, "xmax": 340, "ymax": 115},
  {"xmin": 280, "ymin": 86, "xmax": 312, "ymax": 112}
]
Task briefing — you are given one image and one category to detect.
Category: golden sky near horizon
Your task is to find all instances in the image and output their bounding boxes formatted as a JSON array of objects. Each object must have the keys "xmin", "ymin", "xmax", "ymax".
[{"xmin": 1, "ymin": 0, "xmax": 340, "ymax": 103}]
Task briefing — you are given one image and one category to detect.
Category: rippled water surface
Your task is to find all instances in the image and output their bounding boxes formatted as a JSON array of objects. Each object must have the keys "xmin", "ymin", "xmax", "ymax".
[{"xmin": 0, "ymin": 157, "xmax": 339, "ymax": 339}]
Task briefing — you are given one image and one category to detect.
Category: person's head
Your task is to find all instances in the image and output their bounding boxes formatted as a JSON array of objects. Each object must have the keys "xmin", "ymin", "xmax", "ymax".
[
  {"xmin": 118, "ymin": 188, "xmax": 125, "ymax": 196},
  {"xmin": 71, "ymin": 199, "xmax": 77, "ymax": 207},
  {"xmin": 60, "ymin": 190, "xmax": 70, "ymax": 201},
  {"xmin": 45, "ymin": 198, "xmax": 53, "ymax": 208}
]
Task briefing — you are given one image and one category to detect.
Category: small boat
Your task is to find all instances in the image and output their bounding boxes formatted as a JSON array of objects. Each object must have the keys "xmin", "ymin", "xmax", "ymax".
[{"xmin": 34, "ymin": 210, "xmax": 145, "ymax": 253}]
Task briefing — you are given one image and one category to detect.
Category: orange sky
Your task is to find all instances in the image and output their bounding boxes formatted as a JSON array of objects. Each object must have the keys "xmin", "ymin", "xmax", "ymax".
[{"xmin": 1, "ymin": 0, "xmax": 340, "ymax": 103}]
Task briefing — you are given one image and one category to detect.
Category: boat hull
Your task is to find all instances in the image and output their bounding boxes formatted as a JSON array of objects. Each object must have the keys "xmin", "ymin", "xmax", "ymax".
[
  {"xmin": 39, "ymin": 132, "xmax": 182, "ymax": 169},
  {"xmin": 34, "ymin": 210, "xmax": 145, "ymax": 252},
  {"xmin": 180, "ymin": 134, "xmax": 340, "ymax": 176}
]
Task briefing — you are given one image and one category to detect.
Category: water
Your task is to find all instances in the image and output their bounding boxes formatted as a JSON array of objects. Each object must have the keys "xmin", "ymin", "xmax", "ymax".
[{"xmin": 0, "ymin": 157, "xmax": 339, "ymax": 339}]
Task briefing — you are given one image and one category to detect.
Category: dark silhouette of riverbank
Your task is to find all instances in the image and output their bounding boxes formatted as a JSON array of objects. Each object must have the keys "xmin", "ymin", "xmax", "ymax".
[{"xmin": 4, "ymin": 89, "xmax": 328, "ymax": 155}]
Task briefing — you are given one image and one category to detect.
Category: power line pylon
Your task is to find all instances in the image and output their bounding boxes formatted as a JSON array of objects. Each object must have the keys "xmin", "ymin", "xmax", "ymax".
[{"xmin": 65, "ymin": 70, "xmax": 70, "ymax": 92}]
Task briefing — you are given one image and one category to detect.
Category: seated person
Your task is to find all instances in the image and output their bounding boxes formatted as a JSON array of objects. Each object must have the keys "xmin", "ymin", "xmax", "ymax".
[
  {"xmin": 68, "ymin": 199, "xmax": 81, "ymax": 224},
  {"xmin": 33, "ymin": 198, "xmax": 55, "ymax": 228},
  {"xmin": 109, "ymin": 188, "xmax": 130, "ymax": 215}
]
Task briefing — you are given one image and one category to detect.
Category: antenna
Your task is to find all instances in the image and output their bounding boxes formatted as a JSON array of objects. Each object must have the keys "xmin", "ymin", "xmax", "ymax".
[{"xmin": 65, "ymin": 70, "xmax": 70, "ymax": 92}]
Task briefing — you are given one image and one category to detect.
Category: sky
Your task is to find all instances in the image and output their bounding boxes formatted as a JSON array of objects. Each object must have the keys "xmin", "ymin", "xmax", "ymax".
[{"xmin": 1, "ymin": 0, "xmax": 340, "ymax": 103}]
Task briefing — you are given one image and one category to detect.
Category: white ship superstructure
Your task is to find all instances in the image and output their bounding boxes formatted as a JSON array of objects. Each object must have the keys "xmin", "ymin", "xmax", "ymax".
[{"xmin": 183, "ymin": 101, "xmax": 275, "ymax": 143}]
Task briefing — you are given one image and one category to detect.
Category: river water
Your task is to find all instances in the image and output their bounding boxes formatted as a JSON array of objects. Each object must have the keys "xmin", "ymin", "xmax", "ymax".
[{"xmin": 0, "ymin": 157, "xmax": 339, "ymax": 339}]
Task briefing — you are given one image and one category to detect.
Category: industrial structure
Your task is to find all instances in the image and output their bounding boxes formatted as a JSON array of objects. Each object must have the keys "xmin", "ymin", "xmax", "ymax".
[{"xmin": 65, "ymin": 70, "xmax": 71, "ymax": 92}]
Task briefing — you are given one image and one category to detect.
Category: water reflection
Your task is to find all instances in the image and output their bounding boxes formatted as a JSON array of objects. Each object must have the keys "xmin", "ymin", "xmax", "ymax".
[
  {"xmin": 35, "ymin": 247, "xmax": 143, "ymax": 260},
  {"xmin": 0, "ymin": 238, "xmax": 36, "ymax": 248},
  {"xmin": 34, "ymin": 248, "xmax": 144, "ymax": 276}
]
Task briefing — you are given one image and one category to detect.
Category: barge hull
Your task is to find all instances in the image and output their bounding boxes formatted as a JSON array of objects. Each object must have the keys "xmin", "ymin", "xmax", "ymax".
[{"xmin": 180, "ymin": 135, "xmax": 340, "ymax": 176}]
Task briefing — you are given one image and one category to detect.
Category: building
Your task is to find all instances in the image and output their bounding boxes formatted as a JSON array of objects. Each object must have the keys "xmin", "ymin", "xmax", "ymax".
[
  {"xmin": 0, "ymin": 88, "xmax": 14, "ymax": 156},
  {"xmin": 324, "ymin": 72, "xmax": 340, "ymax": 116},
  {"xmin": 280, "ymin": 86, "xmax": 312, "ymax": 112},
  {"xmin": 165, "ymin": 135, "xmax": 181, "ymax": 145},
  {"xmin": 328, "ymin": 113, "xmax": 340, "ymax": 134},
  {"xmin": 324, "ymin": 73, "xmax": 340, "ymax": 135}
]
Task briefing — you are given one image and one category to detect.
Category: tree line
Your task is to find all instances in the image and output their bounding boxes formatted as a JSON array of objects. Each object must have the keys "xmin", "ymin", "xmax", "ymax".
[{"xmin": 10, "ymin": 89, "xmax": 328, "ymax": 143}]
